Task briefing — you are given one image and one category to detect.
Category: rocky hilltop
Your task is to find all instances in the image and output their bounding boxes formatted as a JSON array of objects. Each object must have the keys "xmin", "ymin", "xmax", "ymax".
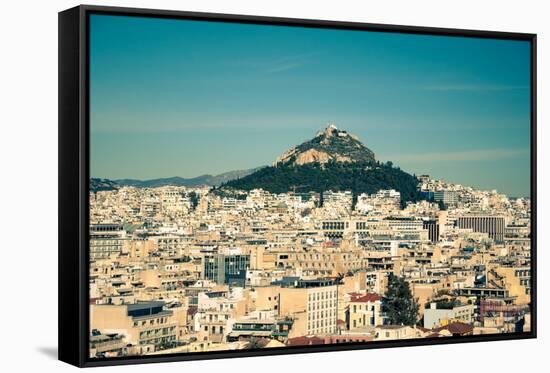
[{"xmin": 274, "ymin": 124, "xmax": 376, "ymax": 166}]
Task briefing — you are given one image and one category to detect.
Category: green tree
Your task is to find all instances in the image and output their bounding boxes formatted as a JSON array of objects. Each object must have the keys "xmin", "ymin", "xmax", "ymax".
[
  {"xmin": 188, "ymin": 191, "xmax": 200, "ymax": 210},
  {"xmin": 382, "ymin": 274, "xmax": 419, "ymax": 325}
]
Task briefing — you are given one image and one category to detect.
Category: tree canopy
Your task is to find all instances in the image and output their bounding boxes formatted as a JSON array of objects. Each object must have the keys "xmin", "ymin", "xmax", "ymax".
[
  {"xmin": 382, "ymin": 274, "xmax": 419, "ymax": 326},
  {"xmin": 221, "ymin": 161, "xmax": 423, "ymax": 205}
]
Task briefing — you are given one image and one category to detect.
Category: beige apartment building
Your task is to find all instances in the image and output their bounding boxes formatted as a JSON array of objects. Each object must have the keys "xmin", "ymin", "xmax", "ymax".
[
  {"xmin": 271, "ymin": 246, "xmax": 368, "ymax": 276},
  {"xmin": 279, "ymin": 279, "xmax": 338, "ymax": 337},
  {"xmin": 90, "ymin": 224, "xmax": 127, "ymax": 260},
  {"xmin": 492, "ymin": 265, "xmax": 531, "ymax": 305},
  {"xmin": 347, "ymin": 293, "xmax": 383, "ymax": 330},
  {"xmin": 375, "ymin": 325, "xmax": 418, "ymax": 340},
  {"xmin": 423, "ymin": 302, "xmax": 475, "ymax": 329},
  {"xmin": 123, "ymin": 239, "xmax": 158, "ymax": 259},
  {"xmin": 91, "ymin": 301, "xmax": 177, "ymax": 349},
  {"xmin": 251, "ymin": 285, "xmax": 281, "ymax": 312},
  {"xmin": 194, "ymin": 290, "xmax": 249, "ymax": 342}
]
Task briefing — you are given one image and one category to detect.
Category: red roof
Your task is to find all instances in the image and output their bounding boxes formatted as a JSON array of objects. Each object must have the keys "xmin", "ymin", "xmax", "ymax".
[
  {"xmin": 350, "ymin": 293, "xmax": 381, "ymax": 303},
  {"xmin": 426, "ymin": 333, "xmax": 444, "ymax": 338},
  {"xmin": 287, "ymin": 336, "xmax": 324, "ymax": 346},
  {"xmin": 432, "ymin": 321, "xmax": 474, "ymax": 335}
]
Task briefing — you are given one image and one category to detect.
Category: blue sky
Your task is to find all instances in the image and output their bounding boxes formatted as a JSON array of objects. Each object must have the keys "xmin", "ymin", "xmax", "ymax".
[{"xmin": 90, "ymin": 14, "xmax": 531, "ymax": 197}]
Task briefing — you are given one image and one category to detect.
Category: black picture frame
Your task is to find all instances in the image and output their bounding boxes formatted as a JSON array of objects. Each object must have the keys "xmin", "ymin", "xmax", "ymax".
[{"xmin": 58, "ymin": 4, "xmax": 537, "ymax": 368}]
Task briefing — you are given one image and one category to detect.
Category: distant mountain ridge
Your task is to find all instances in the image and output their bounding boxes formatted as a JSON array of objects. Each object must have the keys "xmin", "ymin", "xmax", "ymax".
[
  {"xmin": 90, "ymin": 178, "xmax": 119, "ymax": 193},
  {"xmin": 90, "ymin": 167, "xmax": 263, "ymax": 192},
  {"xmin": 116, "ymin": 167, "xmax": 263, "ymax": 188}
]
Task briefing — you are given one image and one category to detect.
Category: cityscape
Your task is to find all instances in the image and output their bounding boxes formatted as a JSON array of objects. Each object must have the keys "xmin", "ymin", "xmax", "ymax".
[
  {"xmin": 88, "ymin": 14, "xmax": 531, "ymax": 359},
  {"xmin": 89, "ymin": 125, "xmax": 531, "ymax": 358}
]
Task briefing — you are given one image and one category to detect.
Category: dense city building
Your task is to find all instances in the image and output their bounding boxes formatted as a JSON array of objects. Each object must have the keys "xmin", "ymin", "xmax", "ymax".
[{"xmin": 88, "ymin": 174, "xmax": 531, "ymax": 357}]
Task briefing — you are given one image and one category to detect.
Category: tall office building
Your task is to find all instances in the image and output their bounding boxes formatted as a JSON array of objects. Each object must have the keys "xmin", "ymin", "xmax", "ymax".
[
  {"xmin": 90, "ymin": 224, "xmax": 126, "ymax": 260},
  {"xmin": 203, "ymin": 254, "xmax": 250, "ymax": 285},
  {"xmin": 434, "ymin": 190, "xmax": 458, "ymax": 206},
  {"xmin": 457, "ymin": 215, "xmax": 505, "ymax": 243},
  {"xmin": 423, "ymin": 218, "xmax": 440, "ymax": 243},
  {"xmin": 279, "ymin": 279, "xmax": 338, "ymax": 336}
]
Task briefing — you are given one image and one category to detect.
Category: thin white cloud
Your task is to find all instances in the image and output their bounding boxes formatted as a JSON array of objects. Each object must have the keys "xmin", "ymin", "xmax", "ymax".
[
  {"xmin": 266, "ymin": 61, "xmax": 307, "ymax": 73},
  {"xmin": 264, "ymin": 53, "xmax": 320, "ymax": 74},
  {"xmin": 383, "ymin": 148, "xmax": 529, "ymax": 163}
]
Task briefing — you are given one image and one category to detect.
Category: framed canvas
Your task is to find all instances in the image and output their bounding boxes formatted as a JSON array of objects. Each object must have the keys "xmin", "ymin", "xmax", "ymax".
[{"xmin": 58, "ymin": 5, "xmax": 537, "ymax": 367}]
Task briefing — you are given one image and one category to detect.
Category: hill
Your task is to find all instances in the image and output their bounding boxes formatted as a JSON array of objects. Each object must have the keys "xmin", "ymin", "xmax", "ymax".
[
  {"xmin": 221, "ymin": 125, "xmax": 421, "ymax": 204},
  {"xmin": 90, "ymin": 178, "xmax": 119, "ymax": 193}
]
